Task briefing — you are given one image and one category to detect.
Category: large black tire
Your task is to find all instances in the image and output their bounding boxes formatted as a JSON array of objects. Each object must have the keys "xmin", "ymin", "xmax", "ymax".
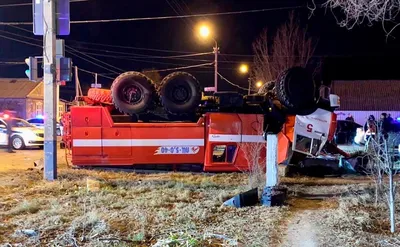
[
  {"xmin": 159, "ymin": 72, "xmax": 202, "ymax": 115},
  {"xmin": 111, "ymin": 72, "xmax": 158, "ymax": 115},
  {"xmin": 275, "ymin": 67, "xmax": 317, "ymax": 115}
]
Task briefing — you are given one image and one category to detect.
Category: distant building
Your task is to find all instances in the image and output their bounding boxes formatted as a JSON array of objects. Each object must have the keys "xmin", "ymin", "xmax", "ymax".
[
  {"xmin": 331, "ymin": 80, "xmax": 400, "ymax": 124},
  {"xmin": 0, "ymin": 78, "xmax": 67, "ymax": 120}
]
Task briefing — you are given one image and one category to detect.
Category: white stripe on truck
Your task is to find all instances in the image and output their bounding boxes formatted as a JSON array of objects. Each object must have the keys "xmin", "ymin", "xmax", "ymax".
[
  {"xmin": 72, "ymin": 134, "xmax": 265, "ymax": 147},
  {"xmin": 73, "ymin": 138, "xmax": 204, "ymax": 147}
]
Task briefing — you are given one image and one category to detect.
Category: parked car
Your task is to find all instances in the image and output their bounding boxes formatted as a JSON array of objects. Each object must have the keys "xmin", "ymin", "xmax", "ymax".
[
  {"xmin": 26, "ymin": 117, "xmax": 63, "ymax": 136},
  {"xmin": 0, "ymin": 117, "xmax": 44, "ymax": 150},
  {"xmin": 335, "ymin": 120, "xmax": 362, "ymax": 145}
]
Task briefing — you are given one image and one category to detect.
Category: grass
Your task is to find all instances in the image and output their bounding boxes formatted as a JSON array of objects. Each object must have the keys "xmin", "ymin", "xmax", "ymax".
[
  {"xmin": 0, "ymin": 168, "xmax": 398, "ymax": 247},
  {"xmin": 0, "ymin": 168, "xmax": 285, "ymax": 246}
]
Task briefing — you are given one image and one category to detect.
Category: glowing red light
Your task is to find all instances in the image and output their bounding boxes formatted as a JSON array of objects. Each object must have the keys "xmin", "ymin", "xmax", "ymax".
[{"xmin": 3, "ymin": 114, "xmax": 9, "ymax": 119}]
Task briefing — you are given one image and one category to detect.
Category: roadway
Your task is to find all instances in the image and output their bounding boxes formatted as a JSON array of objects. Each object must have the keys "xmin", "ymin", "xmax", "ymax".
[{"xmin": 0, "ymin": 137, "xmax": 65, "ymax": 172}]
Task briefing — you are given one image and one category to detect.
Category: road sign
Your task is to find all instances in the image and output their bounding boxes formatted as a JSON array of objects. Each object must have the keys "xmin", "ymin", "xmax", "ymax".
[
  {"xmin": 91, "ymin": 84, "xmax": 102, "ymax": 88},
  {"xmin": 204, "ymin": 87, "xmax": 216, "ymax": 92}
]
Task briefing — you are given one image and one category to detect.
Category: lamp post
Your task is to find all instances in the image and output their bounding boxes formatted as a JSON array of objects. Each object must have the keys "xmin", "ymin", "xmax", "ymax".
[{"xmin": 198, "ymin": 24, "xmax": 219, "ymax": 92}]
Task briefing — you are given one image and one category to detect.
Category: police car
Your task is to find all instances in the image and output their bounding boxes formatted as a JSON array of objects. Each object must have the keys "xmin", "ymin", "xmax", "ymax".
[
  {"xmin": 26, "ymin": 116, "xmax": 63, "ymax": 136},
  {"xmin": 0, "ymin": 117, "xmax": 44, "ymax": 150}
]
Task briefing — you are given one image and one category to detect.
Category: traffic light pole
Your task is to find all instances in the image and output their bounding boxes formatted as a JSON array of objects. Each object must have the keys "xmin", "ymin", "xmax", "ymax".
[{"xmin": 43, "ymin": 0, "xmax": 57, "ymax": 180}]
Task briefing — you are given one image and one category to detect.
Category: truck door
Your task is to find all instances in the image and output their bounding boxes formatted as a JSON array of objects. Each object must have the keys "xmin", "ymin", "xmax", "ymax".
[{"xmin": 292, "ymin": 108, "xmax": 334, "ymax": 156}]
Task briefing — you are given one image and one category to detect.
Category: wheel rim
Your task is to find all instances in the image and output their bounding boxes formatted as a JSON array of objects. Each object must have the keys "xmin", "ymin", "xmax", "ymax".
[
  {"xmin": 171, "ymin": 85, "xmax": 190, "ymax": 104},
  {"xmin": 122, "ymin": 84, "xmax": 143, "ymax": 105},
  {"xmin": 12, "ymin": 138, "xmax": 22, "ymax": 149}
]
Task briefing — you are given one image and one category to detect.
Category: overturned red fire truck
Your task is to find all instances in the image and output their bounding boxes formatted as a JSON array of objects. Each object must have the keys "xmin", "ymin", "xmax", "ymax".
[{"xmin": 62, "ymin": 67, "xmax": 341, "ymax": 172}]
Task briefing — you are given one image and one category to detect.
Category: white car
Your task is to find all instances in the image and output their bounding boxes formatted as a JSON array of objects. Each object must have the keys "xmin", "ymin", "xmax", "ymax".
[
  {"xmin": 0, "ymin": 118, "xmax": 44, "ymax": 150},
  {"xmin": 26, "ymin": 117, "xmax": 63, "ymax": 136}
]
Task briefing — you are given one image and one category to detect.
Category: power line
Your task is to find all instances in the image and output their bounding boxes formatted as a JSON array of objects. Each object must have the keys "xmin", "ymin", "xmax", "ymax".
[
  {"xmin": 0, "ymin": 33, "xmax": 42, "ymax": 48},
  {"xmin": 66, "ymin": 46, "xmax": 213, "ymax": 59},
  {"xmin": 5, "ymin": 31, "xmax": 201, "ymax": 55},
  {"xmin": 72, "ymin": 50, "xmax": 214, "ymax": 63},
  {"xmin": 71, "ymin": 6, "xmax": 303, "ymax": 24},
  {"xmin": 0, "ymin": 29, "xmax": 41, "ymax": 43},
  {"xmin": 76, "ymin": 67, "xmax": 115, "ymax": 80},
  {"xmin": 0, "ymin": 6, "xmax": 303, "ymax": 25},
  {"xmin": 66, "ymin": 40, "xmax": 201, "ymax": 54},
  {"xmin": 0, "ymin": 61, "xmax": 25, "ymax": 65},
  {"xmin": 66, "ymin": 49, "xmax": 123, "ymax": 75},
  {"xmin": 145, "ymin": 62, "xmax": 213, "ymax": 72},
  {"xmin": 217, "ymin": 72, "xmax": 249, "ymax": 91},
  {"xmin": 66, "ymin": 46, "xmax": 125, "ymax": 73}
]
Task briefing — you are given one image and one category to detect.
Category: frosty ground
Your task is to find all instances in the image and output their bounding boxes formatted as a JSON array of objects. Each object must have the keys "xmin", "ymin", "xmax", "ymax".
[{"xmin": 0, "ymin": 148, "xmax": 399, "ymax": 246}]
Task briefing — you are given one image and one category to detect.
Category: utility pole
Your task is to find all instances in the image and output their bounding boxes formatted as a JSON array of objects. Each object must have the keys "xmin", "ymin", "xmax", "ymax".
[
  {"xmin": 75, "ymin": 66, "xmax": 79, "ymax": 98},
  {"xmin": 95, "ymin": 73, "xmax": 98, "ymax": 87},
  {"xmin": 213, "ymin": 41, "xmax": 219, "ymax": 92},
  {"xmin": 247, "ymin": 78, "xmax": 251, "ymax": 95},
  {"xmin": 43, "ymin": 0, "xmax": 57, "ymax": 180}
]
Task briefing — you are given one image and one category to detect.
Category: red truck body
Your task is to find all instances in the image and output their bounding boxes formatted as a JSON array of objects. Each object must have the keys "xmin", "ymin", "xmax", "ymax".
[{"xmin": 63, "ymin": 106, "xmax": 294, "ymax": 172}]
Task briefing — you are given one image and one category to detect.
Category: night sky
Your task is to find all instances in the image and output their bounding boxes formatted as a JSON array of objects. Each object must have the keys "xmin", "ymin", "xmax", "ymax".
[{"xmin": 1, "ymin": 0, "xmax": 400, "ymax": 100}]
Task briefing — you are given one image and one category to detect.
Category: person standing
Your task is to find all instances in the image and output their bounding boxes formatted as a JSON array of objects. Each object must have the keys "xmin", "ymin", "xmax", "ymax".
[
  {"xmin": 364, "ymin": 115, "xmax": 377, "ymax": 143},
  {"xmin": 379, "ymin": 113, "xmax": 390, "ymax": 142},
  {"xmin": 5, "ymin": 115, "xmax": 15, "ymax": 153},
  {"xmin": 345, "ymin": 114, "xmax": 354, "ymax": 122}
]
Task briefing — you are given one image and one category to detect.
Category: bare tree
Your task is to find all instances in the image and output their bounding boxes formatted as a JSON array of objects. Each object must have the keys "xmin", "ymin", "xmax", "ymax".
[
  {"xmin": 364, "ymin": 128, "xmax": 399, "ymax": 233},
  {"xmin": 321, "ymin": 0, "xmax": 400, "ymax": 36},
  {"xmin": 237, "ymin": 116, "xmax": 266, "ymax": 189},
  {"xmin": 142, "ymin": 69, "xmax": 162, "ymax": 87},
  {"xmin": 253, "ymin": 12, "xmax": 317, "ymax": 93}
]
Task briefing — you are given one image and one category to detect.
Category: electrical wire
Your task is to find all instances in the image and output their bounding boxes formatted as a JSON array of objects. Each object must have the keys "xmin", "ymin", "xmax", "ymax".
[
  {"xmin": 66, "ymin": 46, "xmax": 247, "ymax": 63},
  {"xmin": 66, "ymin": 40, "xmax": 201, "ymax": 54},
  {"xmin": 72, "ymin": 50, "xmax": 215, "ymax": 63},
  {"xmin": 66, "ymin": 46, "xmax": 125, "ymax": 73},
  {"xmin": 66, "ymin": 49, "xmax": 123, "ymax": 75},
  {"xmin": 66, "ymin": 46, "xmax": 213, "ymax": 59},
  {"xmin": 0, "ymin": 29, "xmax": 42, "ymax": 43},
  {"xmin": 0, "ymin": 6, "xmax": 303, "ymax": 25},
  {"xmin": 71, "ymin": 6, "xmax": 303, "ymax": 24},
  {"xmin": 0, "ymin": 33, "xmax": 42, "ymax": 48},
  {"xmin": 73, "ymin": 51, "xmax": 196, "ymax": 66},
  {"xmin": 217, "ymin": 72, "xmax": 249, "ymax": 91},
  {"xmin": 0, "ymin": 61, "xmax": 25, "ymax": 65},
  {"xmin": 76, "ymin": 67, "xmax": 115, "ymax": 80},
  {"xmin": 145, "ymin": 62, "xmax": 213, "ymax": 72}
]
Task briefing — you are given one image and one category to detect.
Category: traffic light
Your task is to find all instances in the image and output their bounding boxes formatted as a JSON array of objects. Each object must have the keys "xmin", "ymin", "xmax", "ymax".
[
  {"xmin": 56, "ymin": 57, "xmax": 72, "ymax": 82},
  {"xmin": 25, "ymin": 57, "xmax": 38, "ymax": 82}
]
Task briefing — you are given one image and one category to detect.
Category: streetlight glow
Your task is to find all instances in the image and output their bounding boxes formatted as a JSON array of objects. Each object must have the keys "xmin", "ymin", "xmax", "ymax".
[
  {"xmin": 199, "ymin": 25, "xmax": 210, "ymax": 38},
  {"xmin": 239, "ymin": 64, "xmax": 249, "ymax": 74},
  {"xmin": 256, "ymin": 81, "xmax": 263, "ymax": 88}
]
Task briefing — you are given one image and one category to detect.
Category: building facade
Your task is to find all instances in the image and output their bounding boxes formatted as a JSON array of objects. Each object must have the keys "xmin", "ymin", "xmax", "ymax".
[
  {"xmin": 0, "ymin": 79, "xmax": 66, "ymax": 120},
  {"xmin": 331, "ymin": 80, "xmax": 400, "ymax": 124}
]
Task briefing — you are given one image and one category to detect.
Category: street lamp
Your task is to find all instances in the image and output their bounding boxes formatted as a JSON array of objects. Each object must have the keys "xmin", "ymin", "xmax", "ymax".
[
  {"xmin": 239, "ymin": 64, "xmax": 249, "ymax": 74},
  {"xmin": 256, "ymin": 81, "xmax": 263, "ymax": 88},
  {"xmin": 238, "ymin": 63, "xmax": 254, "ymax": 95},
  {"xmin": 197, "ymin": 23, "xmax": 219, "ymax": 92},
  {"xmin": 199, "ymin": 25, "xmax": 210, "ymax": 39}
]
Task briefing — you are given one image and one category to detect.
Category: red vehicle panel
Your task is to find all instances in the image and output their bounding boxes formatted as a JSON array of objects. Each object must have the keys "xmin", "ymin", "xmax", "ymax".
[{"xmin": 64, "ymin": 106, "xmax": 294, "ymax": 172}]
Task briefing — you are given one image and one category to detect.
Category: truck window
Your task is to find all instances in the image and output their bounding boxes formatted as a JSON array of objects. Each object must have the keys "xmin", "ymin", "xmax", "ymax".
[
  {"xmin": 212, "ymin": 145, "xmax": 226, "ymax": 162},
  {"xmin": 226, "ymin": 145, "xmax": 236, "ymax": 163},
  {"xmin": 212, "ymin": 145, "xmax": 237, "ymax": 163}
]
